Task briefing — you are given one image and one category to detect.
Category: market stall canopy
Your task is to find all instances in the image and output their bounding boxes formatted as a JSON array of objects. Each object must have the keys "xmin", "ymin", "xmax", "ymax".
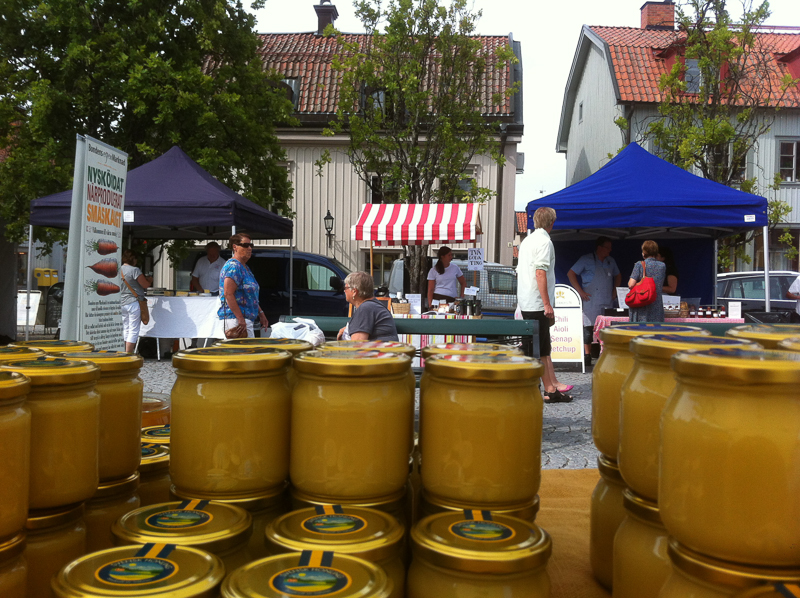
[
  {"xmin": 29, "ymin": 146, "xmax": 293, "ymax": 240},
  {"xmin": 526, "ymin": 142, "xmax": 768, "ymax": 241},
  {"xmin": 352, "ymin": 203, "xmax": 482, "ymax": 246}
]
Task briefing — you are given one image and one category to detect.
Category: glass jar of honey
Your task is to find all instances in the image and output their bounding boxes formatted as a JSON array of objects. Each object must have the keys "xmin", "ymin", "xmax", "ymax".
[
  {"xmin": 0, "ymin": 372, "xmax": 31, "ymax": 542},
  {"xmin": 9, "ymin": 340, "xmax": 94, "ymax": 355},
  {"xmin": 612, "ymin": 488, "xmax": 670, "ymax": 598},
  {"xmin": 141, "ymin": 392, "xmax": 171, "ymax": 428},
  {"xmin": 420, "ymin": 490, "xmax": 540, "ymax": 523},
  {"xmin": 662, "ymin": 348, "xmax": 800, "ymax": 566},
  {"xmin": 290, "ymin": 487, "xmax": 408, "ymax": 531},
  {"xmin": 215, "ymin": 337, "xmax": 314, "ymax": 354},
  {"xmin": 170, "ymin": 347, "xmax": 292, "ymax": 498},
  {"xmin": 139, "ymin": 443, "xmax": 171, "ymax": 507},
  {"xmin": 420, "ymin": 354, "xmax": 543, "ymax": 507},
  {"xmin": 1, "ymin": 357, "xmax": 100, "ymax": 510},
  {"xmin": 62, "ymin": 351, "xmax": 143, "ymax": 482},
  {"xmin": 408, "ymin": 511, "xmax": 552, "ymax": 597},
  {"xmin": 726, "ymin": 324, "xmax": 800, "ymax": 349},
  {"xmin": 266, "ymin": 506, "xmax": 406, "ymax": 598},
  {"xmin": 142, "ymin": 424, "xmax": 171, "ymax": 443},
  {"xmin": 590, "ymin": 454, "xmax": 626, "ymax": 591},
  {"xmin": 319, "ymin": 341, "xmax": 417, "ymax": 395},
  {"xmin": 112, "ymin": 499, "xmax": 254, "ymax": 572},
  {"xmin": 0, "ymin": 532, "xmax": 26, "ymax": 598},
  {"xmin": 660, "ymin": 539, "xmax": 800, "ymax": 598},
  {"xmin": 594, "ymin": 324, "xmax": 709, "ymax": 461},
  {"xmin": 84, "ymin": 473, "xmax": 140, "ymax": 553},
  {"xmin": 222, "ymin": 551, "xmax": 393, "ymax": 598},
  {"xmin": 25, "ymin": 503, "xmax": 86, "ymax": 598},
  {"xmin": 620, "ymin": 334, "xmax": 760, "ymax": 501},
  {"xmin": 0, "ymin": 347, "xmax": 44, "ymax": 364},
  {"xmin": 52, "ymin": 543, "xmax": 225, "ymax": 597},
  {"xmin": 291, "ymin": 350, "xmax": 413, "ymax": 501},
  {"xmin": 420, "ymin": 342, "xmax": 522, "ymax": 360}
]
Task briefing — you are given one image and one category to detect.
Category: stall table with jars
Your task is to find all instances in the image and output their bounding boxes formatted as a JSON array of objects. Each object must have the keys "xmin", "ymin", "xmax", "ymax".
[{"xmin": 593, "ymin": 314, "xmax": 744, "ymax": 344}]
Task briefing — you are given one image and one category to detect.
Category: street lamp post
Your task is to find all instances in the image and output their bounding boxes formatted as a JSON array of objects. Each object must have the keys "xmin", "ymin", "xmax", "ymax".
[{"xmin": 324, "ymin": 210, "xmax": 334, "ymax": 249}]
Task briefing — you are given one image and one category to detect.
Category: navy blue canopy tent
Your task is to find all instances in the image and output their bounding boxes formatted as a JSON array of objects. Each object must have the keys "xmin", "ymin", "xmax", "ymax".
[
  {"xmin": 30, "ymin": 146, "xmax": 293, "ymax": 240},
  {"xmin": 526, "ymin": 143, "xmax": 770, "ymax": 304}
]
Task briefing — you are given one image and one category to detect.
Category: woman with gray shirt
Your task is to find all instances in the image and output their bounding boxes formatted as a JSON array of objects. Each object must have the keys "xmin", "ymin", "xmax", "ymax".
[{"xmin": 120, "ymin": 249, "xmax": 152, "ymax": 352}]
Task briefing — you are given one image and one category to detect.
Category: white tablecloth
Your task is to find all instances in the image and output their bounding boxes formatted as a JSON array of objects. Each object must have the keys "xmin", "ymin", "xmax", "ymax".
[{"xmin": 139, "ymin": 296, "xmax": 224, "ymax": 339}]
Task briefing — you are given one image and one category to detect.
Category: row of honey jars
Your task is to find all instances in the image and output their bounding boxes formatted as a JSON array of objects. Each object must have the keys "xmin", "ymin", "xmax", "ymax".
[
  {"xmin": 661, "ymin": 347, "xmax": 800, "ymax": 567},
  {"xmin": 0, "ymin": 372, "xmax": 31, "ymax": 542}
]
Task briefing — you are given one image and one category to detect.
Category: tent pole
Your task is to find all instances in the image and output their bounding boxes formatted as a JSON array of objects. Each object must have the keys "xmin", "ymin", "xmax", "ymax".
[
  {"xmin": 713, "ymin": 238, "xmax": 718, "ymax": 306},
  {"xmin": 289, "ymin": 224, "xmax": 293, "ymax": 317},
  {"xmin": 370, "ymin": 242, "xmax": 374, "ymax": 280},
  {"xmin": 231, "ymin": 226, "xmax": 236, "ymax": 236},
  {"xmin": 763, "ymin": 225, "xmax": 771, "ymax": 313},
  {"xmin": 25, "ymin": 225, "xmax": 34, "ymax": 341}
]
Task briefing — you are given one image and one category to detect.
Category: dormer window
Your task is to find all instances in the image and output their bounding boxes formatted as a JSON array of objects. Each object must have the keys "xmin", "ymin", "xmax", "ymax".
[
  {"xmin": 685, "ymin": 59, "xmax": 702, "ymax": 93},
  {"xmin": 280, "ymin": 78, "xmax": 300, "ymax": 108}
]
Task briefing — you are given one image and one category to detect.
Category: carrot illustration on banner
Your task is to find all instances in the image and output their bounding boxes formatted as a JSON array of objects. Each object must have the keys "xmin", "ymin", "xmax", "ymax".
[
  {"xmin": 86, "ymin": 258, "xmax": 119, "ymax": 278},
  {"xmin": 86, "ymin": 239, "xmax": 118, "ymax": 255},
  {"xmin": 85, "ymin": 279, "xmax": 120, "ymax": 296}
]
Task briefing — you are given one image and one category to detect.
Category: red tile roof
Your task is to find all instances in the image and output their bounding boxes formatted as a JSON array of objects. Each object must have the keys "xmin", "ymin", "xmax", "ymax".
[
  {"xmin": 515, "ymin": 211, "xmax": 528, "ymax": 234},
  {"xmin": 256, "ymin": 33, "xmax": 516, "ymax": 116},
  {"xmin": 589, "ymin": 26, "xmax": 800, "ymax": 107}
]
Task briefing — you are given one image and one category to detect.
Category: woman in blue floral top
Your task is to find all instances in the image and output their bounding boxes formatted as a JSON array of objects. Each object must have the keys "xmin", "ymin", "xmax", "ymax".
[{"xmin": 218, "ymin": 233, "xmax": 267, "ymax": 337}]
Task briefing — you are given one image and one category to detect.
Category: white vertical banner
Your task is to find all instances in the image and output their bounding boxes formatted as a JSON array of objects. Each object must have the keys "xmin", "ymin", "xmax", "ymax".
[
  {"xmin": 551, "ymin": 284, "xmax": 585, "ymax": 372},
  {"xmin": 61, "ymin": 136, "xmax": 128, "ymax": 350}
]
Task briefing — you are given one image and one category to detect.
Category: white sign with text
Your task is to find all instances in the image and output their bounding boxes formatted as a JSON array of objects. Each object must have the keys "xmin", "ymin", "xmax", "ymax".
[
  {"xmin": 551, "ymin": 284, "xmax": 585, "ymax": 372},
  {"xmin": 467, "ymin": 247, "xmax": 484, "ymax": 271}
]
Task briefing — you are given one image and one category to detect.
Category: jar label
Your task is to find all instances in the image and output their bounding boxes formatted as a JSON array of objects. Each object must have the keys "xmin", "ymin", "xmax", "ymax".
[
  {"xmin": 302, "ymin": 506, "xmax": 367, "ymax": 535},
  {"xmin": 142, "ymin": 425, "xmax": 171, "ymax": 438},
  {"xmin": 6, "ymin": 357, "xmax": 72, "ymax": 368},
  {"xmin": 62, "ymin": 351, "xmax": 128, "ymax": 359},
  {"xmin": 450, "ymin": 511, "xmax": 516, "ymax": 542},
  {"xmin": 95, "ymin": 544, "xmax": 178, "ymax": 585},
  {"xmin": 270, "ymin": 551, "xmax": 351, "ymax": 596},
  {"xmin": 146, "ymin": 500, "xmax": 212, "ymax": 529},
  {"xmin": 141, "ymin": 443, "xmax": 159, "ymax": 457}
]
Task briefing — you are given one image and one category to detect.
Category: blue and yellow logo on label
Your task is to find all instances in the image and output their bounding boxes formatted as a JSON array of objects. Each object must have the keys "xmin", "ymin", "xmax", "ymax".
[
  {"xmin": 302, "ymin": 514, "xmax": 367, "ymax": 535},
  {"xmin": 270, "ymin": 551, "xmax": 351, "ymax": 596},
  {"xmin": 141, "ymin": 443, "xmax": 159, "ymax": 457},
  {"xmin": 147, "ymin": 510, "xmax": 212, "ymax": 529},
  {"xmin": 450, "ymin": 512, "xmax": 515, "ymax": 542},
  {"xmin": 142, "ymin": 426, "xmax": 170, "ymax": 438},
  {"xmin": 96, "ymin": 544, "xmax": 178, "ymax": 586}
]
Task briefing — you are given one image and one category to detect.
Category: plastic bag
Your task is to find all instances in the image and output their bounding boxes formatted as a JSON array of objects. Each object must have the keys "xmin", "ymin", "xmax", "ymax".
[{"xmin": 270, "ymin": 318, "xmax": 326, "ymax": 347}]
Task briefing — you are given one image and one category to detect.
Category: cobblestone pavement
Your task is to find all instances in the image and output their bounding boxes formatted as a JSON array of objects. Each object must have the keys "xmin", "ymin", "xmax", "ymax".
[{"xmin": 140, "ymin": 359, "xmax": 598, "ymax": 471}]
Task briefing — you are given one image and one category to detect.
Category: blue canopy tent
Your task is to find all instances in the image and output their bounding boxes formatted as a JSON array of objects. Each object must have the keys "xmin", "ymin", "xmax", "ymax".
[{"xmin": 526, "ymin": 143, "xmax": 770, "ymax": 305}]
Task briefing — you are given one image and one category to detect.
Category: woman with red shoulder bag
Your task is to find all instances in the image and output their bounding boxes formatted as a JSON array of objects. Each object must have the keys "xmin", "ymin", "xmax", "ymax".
[{"xmin": 626, "ymin": 240, "xmax": 666, "ymax": 322}]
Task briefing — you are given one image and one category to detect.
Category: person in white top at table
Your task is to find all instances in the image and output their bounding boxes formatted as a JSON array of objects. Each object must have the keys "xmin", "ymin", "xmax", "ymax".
[
  {"xmin": 427, "ymin": 246, "xmax": 466, "ymax": 310},
  {"xmin": 190, "ymin": 241, "xmax": 224, "ymax": 295},
  {"xmin": 786, "ymin": 274, "xmax": 800, "ymax": 323}
]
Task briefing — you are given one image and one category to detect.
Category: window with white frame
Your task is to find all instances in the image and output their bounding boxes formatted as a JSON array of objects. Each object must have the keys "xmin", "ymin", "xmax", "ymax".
[
  {"xmin": 779, "ymin": 140, "xmax": 800, "ymax": 183},
  {"xmin": 369, "ymin": 175, "xmax": 398, "ymax": 204}
]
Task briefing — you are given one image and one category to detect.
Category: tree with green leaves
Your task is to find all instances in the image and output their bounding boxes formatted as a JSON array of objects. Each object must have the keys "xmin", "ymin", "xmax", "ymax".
[
  {"xmin": 639, "ymin": 0, "xmax": 799, "ymax": 268},
  {"xmin": 0, "ymin": 0, "xmax": 296, "ymax": 253},
  {"xmin": 319, "ymin": 0, "xmax": 519, "ymax": 294}
]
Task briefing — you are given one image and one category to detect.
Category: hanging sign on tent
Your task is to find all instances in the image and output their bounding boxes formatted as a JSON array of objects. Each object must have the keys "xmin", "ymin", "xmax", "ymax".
[
  {"xmin": 61, "ymin": 136, "xmax": 128, "ymax": 350},
  {"xmin": 468, "ymin": 248, "xmax": 484, "ymax": 271}
]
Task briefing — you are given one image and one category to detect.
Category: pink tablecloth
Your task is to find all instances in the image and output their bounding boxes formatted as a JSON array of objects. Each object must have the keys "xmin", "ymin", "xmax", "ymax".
[{"xmin": 593, "ymin": 315, "xmax": 745, "ymax": 342}]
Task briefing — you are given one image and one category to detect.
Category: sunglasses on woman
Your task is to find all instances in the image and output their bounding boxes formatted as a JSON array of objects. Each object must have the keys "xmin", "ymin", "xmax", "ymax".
[{"xmin": 237, "ymin": 242, "xmax": 254, "ymax": 248}]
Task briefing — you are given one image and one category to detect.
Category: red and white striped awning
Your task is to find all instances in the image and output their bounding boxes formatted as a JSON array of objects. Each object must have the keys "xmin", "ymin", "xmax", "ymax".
[{"xmin": 351, "ymin": 203, "xmax": 482, "ymax": 246}]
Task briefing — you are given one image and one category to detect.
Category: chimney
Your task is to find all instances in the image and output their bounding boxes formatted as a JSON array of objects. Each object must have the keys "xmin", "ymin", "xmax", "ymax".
[
  {"xmin": 640, "ymin": 0, "xmax": 675, "ymax": 30},
  {"xmin": 314, "ymin": 0, "xmax": 339, "ymax": 35}
]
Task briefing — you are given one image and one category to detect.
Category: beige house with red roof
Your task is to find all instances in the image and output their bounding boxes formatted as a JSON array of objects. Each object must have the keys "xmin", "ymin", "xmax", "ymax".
[
  {"xmin": 556, "ymin": 1, "xmax": 800, "ymax": 269},
  {"xmin": 255, "ymin": 1, "xmax": 524, "ymax": 282}
]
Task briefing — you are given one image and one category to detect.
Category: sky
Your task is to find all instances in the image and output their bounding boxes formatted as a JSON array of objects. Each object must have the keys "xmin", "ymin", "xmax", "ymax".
[{"xmin": 251, "ymin": 0, "xmax": 800, "ymax": 212}]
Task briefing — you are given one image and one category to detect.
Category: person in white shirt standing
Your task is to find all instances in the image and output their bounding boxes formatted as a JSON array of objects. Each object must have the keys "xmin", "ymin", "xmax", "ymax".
[
  {"xmin": 427, "ymin": 246, "xmax": 466, "ymax": 309},
  {"xmin": 191, "ymin": 241, "xmax": 225, "ymax": 295},
  {"xmin": 517, "ymin": 206, "xmax": 573, "ymax": 403},
  {"xmin": 786, "ymin": 274, "xmax": 800, "ymax": 322}
]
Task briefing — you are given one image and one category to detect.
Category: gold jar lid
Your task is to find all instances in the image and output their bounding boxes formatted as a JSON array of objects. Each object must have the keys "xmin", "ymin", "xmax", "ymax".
[
  {"xmin": 142, "ymin": 425, "xmax": 171, "ymax": 443},
  {"xmin": 140, "ymin": 443, "xmax": 170, "ymax": 473},
  {"xmin": 214, "ymin": 337, "xmax": 314, "ymax": 355},
  {"xmin": 600, "ymin": 324, "xmax": 709, "ymax": 346},
  {"xmin": 172, "ymin": 347, "xmax": 292, "ymax": 373},
  {"xmin": 411, "ymin": 511, "xmax": 552, "ymax": 574},
  {"xmin": 113, "ymin": 500, "xmax": 252, "ymax": 554},
  {"xmin": 668, "ymin": 539, "xmax": 800, "ymax": 590},
  {"xmin": 421, "ymin": 342, "xmax": 522, "ymax": 360},
  {"xmin": 320, "ymin": 341, "xmax": 416, "ymax": 359},
  {"xmin": 52, "ymin": 543, "xmax": 224, "ymax": 597},
  {"xmin": 93, "ymin": 472, "xmax": 140, "ymax": 501},
  {"xmin": 61, "ymin": 351, "xmax": 143, "ymax": 373},
  {"xmin": 171, "ymin": 481, "xmax": 289, "ymax": 512},
  {"xmin": 9, "ymin": 339, "xmax": 94, "ymax": 355},
  {"xmin": 423, "ymin": 353, "xmax": 543, "ymax": 381},
  {"xmin": 777, "ymin": 337, "xmax": 800, "ymax": 352},
  {"xmin": 0, "ymin": 532, "xmax": 26, "ymax": 563},
  {"xmin": 597, "ymin": 454, "xmax": 623, "ymax": 483},
  {"xmin": 290, "ymin": 487, "xmax": 407, "ymax": 517},
  {"xmin": 266, "ymin": 506, "xmax": 404, "ymax": 562},
  {"xmin": 631, "ymin": 334, "xmax": 761, "ymax": 360},
  {"xmin": 622, "ymin": 488, "xmax": 663, "ymax": 526},
  {"xmin": 421, "ymin": 491, "xmax": 541, "ymax": 522},
  {"xmin": 293, "ymin": 350, "xmax": 410, "ymax": 377},
  {"xmin": 0, "ymin": 356, "xmax": 100, "ymax": 386},
  {"xmin": 726, "ymin": 324, "xmax": 800, "ymax": 349},
  {"xmin": 0, "ymin": 346, "xmax": 44, "ymax": 363},
  {"xmin": 672, "ymin": 348, "xmax": 800, "ymax": 384},
  {"xmin": 221, "ymin": 551, "xmax": 392, "ymax": 598},
  {"xmin": 0, "ymin": 371, "xmax": 30, "ymax": 402},
  {"xmin": 27, "ymin": 502, "xmax": 85, "ymax": 531},
  {"xmin": 735, "ymin": 584, "xmax": 800, "ymax": 597}
]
